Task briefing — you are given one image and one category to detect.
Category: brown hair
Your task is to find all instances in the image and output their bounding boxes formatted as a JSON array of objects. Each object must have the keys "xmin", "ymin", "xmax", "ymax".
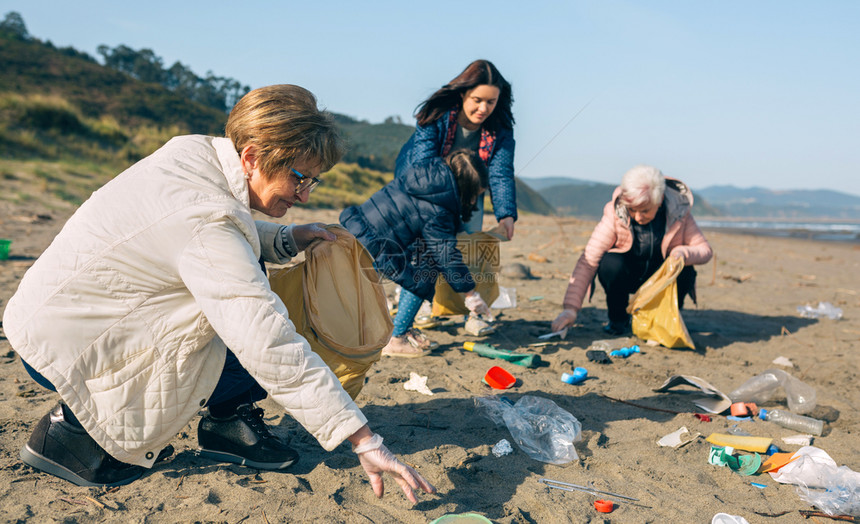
[
  {"xmin": 415, "ymin": 60, "xmax": 514, "ymax": 132},
  {"xmin": 446, "ymin": 149, "xmax": 489, "ymax": 222},
  {"xmin": 225, "ymin": 84, "xmax": 344, "ymax": 178}
]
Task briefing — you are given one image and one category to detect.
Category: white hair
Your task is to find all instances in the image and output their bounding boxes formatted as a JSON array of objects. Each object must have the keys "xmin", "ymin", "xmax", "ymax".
[{"xmin": 620, "ymin": 165, "xmax": 666, "ymax": 208}]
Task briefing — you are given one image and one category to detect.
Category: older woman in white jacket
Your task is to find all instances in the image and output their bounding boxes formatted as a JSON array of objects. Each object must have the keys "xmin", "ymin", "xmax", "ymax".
[{"xmin": 3, "ymin": 85, "xmax": 434, "ymax": 503}]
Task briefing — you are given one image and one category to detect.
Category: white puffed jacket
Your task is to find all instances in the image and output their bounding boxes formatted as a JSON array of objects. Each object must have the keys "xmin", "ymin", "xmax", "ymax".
[{"xmin": 3, "ymin": 135, "xmax": 367, "ymax": 467}]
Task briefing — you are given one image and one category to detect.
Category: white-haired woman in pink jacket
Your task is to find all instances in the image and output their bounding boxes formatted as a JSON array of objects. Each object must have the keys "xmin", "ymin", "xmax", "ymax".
[{"xmin": 552, "ymin": 165, "xmax": 713, "ymax": 336}]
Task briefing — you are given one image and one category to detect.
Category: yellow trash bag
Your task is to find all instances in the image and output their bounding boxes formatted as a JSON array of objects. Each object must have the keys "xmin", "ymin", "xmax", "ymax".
[
  {"xmin": 269, "ymin": 225, "xmax": 393, "ymax": 399},
  {"xmin": 431, "ymin": 231, "xmax": 501, "ymax": 316},
  {"xmin": 626, "ymin": 256, "xmax": 695, "ymax": 349}
]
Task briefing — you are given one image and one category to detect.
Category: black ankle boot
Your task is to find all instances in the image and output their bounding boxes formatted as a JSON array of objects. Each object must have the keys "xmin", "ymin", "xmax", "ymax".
[
  {"xmin": 20, "ymin": 403, "xmax": 145, "ymax": 487},
  {"xmin": 198, "ymin": 404, "xmax": 298, "ymax": 470},
  {"xmin": 603, "ymin": 317, "xmax": 632, "ymax": 336}
]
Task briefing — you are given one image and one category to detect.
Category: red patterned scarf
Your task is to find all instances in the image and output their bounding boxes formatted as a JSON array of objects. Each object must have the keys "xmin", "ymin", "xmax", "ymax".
[{"xmin": 440, "ymin": 109, "xmax": 495, "ymax": 165}]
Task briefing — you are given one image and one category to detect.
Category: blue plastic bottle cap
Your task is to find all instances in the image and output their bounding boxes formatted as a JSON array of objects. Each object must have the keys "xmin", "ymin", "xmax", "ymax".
[
  {"xmin": 758, "ymin": 409, "xmax": 768, "ymax": 420},
  {"xmin": 572, "ymin": 367, "xmax": 588, "ymax": 380},
  {"xmin": 561, "ymin": 373, "xmax": 574, "ymax": 384}
]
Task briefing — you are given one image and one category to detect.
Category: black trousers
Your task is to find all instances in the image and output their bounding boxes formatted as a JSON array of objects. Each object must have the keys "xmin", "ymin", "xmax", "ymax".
[
  {"xmin": 22, "ymin": 349, "xmax": 267, "ymax": 417},
  {"xmin": 597, "ymin": 252, "xmax": 696, "ymax": 324}
]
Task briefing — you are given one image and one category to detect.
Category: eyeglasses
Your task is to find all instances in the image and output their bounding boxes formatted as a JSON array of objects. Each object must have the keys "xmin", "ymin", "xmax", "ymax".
[{"xmin": 290, "ymin": 168, "xmax": 322, "ymax": 194}]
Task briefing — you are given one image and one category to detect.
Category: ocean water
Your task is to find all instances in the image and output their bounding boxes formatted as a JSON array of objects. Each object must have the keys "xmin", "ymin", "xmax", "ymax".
[{"xmin": 697, "ymin": 219, "xmax": 860, "ymax": 243}]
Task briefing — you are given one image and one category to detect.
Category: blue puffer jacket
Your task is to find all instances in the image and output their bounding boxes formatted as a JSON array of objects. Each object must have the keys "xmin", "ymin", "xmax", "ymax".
[
  {"xmin": 340, "ymin": 158, "xmax": 475, "ymax": 301},
  {"xmin": 395, "ymin": 117, "xmax": 517, "ymax": 221}
]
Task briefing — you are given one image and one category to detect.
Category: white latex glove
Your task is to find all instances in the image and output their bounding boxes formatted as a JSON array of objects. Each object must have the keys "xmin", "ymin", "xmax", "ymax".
[
  {"xmin": 464, "ymin": 292, "xmax": 491, "ymax": 318},
  {"xmin": 354, "ymin": 434, "xmax": 436, "ymax": 504},
  {"xmin": 551, "ymin": 309, "xmax": 578, "ymax": 333},
  {"xmin": 291, "ymin": 222, "xmax": 336, "ymax": 252}
]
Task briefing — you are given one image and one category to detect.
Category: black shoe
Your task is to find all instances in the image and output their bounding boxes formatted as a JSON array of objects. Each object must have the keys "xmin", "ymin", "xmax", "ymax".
[
  {"xmin": 20, "ymin": 403, "xmax": 145, "ymax": 487},
  {"xmin": 603, "ymin": 319, "xmax": 631, "ymax": 336},
  {"xmin": 198, "ymin": 404, "xmax": 298, "ymax": 470}
]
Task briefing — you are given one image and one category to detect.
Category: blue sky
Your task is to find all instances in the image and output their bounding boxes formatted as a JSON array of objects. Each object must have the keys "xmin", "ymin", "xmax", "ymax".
[{"xmin": 5, "ymin": 1, "xmax": 860, "ymax": 196}]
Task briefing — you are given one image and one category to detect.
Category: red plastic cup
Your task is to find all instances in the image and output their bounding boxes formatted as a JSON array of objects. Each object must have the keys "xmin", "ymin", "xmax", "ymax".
[
  {"xmin": 483, "ymin": 366, "xmax": 516, "ymax": 389},
  {"xmin": 594, "ymin": 499, "xmax": 614, "ymax": 513}
]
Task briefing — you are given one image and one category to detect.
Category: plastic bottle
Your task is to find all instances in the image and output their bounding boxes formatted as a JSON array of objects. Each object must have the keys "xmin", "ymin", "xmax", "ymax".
[
  {"xmin": 797, "ymin": 302, "xmax": 843, "ymax": 320},
  {"xmin": 758, "ymin": 408, "xmax": 824, "ymax": 436},
  {"xmin": 729, "ymin": 368, "xmax": 817, "ymax": 414}
]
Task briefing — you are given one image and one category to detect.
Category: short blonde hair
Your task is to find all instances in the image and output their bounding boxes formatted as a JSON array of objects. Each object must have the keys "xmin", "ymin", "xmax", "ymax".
[
  {"xmin": 225, "ymin": 85, "xmax": 344, "ymax": 178},
  {"xmin": 620, "ymin": 165, "xmax": 666, "ymax": 208}
]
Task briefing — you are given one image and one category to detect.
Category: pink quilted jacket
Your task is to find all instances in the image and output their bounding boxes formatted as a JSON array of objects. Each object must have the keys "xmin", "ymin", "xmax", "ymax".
[{"xmin": 561, "ymin": 178, "xmax": 713, "ymax": 312}]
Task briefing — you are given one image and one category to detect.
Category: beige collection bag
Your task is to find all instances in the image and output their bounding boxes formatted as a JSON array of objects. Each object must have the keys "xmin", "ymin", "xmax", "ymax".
[
  {"xmin": 268, "ymin": 225, "xmax": 393, "ymax": 399},
  {"xmin": 626, "ymin": 256, "xmax": 695, "ymax": 349},
  {"xmin": 431, "ymin": 231, "xmax": 501, "ymax": 316}
]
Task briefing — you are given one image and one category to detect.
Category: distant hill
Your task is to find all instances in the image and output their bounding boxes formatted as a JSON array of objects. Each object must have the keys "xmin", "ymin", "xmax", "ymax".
[
  {"xmin": 514, "ymin": 179, "xmax": 556, "ymax": 216},
  {"xmin": 518, "ymin": 176, "xmax": 600, "ymax": 191},
  {"xmin": 533, "ymin": 180, "xmax": 617, "ymax": 218},
  {"xmin": 333, "ymin": 114, "xmax": 414, "ymax": 173},
  {"xmin": 697, "ymin": 186, "xmax": 860, "ymax": 219},
  {"xmin": 0, "ymin": 35, "xmax": 227, "ymax": 138},
  {"xmin": 524, "ymin": 175, "xmax": 860, "ymax": 220},
  {"xmin": 521, "ymin": 176, "xmax": 722, "ymax": 219},
  {"xmin": 0, "ymin": 18, "xmax": 554, "ymax": 217}
]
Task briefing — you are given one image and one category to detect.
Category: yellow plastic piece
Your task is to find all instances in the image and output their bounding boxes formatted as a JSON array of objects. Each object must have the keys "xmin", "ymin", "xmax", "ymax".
[{"xmin": 705, "ymin": 433, "xmax": 773, "ymax": 453}]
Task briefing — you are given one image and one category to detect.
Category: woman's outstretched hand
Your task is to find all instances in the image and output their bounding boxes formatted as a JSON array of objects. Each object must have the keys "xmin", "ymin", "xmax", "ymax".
[
  {"xmin": 551, "ymin": 309, "xmax": 578, "ymax": 333},
  {"xmin": 354, "ymin": 433, "xmax": 436, "ymax": 504}
]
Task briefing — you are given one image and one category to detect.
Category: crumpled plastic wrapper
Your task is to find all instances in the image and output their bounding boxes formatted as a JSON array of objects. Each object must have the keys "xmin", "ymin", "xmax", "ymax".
[
  {"xmin": 403, "ymin": 372, "xmax": 433, "ymax": 396},
  {"xmin": 492, "ymin": 439, "xmax": 513, "ymax": 457}
]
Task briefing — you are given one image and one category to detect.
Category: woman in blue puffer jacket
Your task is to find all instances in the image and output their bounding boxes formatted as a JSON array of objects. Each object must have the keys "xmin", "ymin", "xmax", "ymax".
[
  {"xmin": 341, "ymin": 150, "xmax": 493, "ymax": 357},
  {"xmin": 396, "ymin": 59, "xmax": 516, "ymax": 240}
]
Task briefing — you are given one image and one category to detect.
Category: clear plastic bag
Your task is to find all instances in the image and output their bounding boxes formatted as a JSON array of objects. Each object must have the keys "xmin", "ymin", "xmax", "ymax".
[
  {"xmin": 475, "ymin": 395, "xmax": 582, "ymax": 464},
  {"xmin": 728, "ymin": 368, "xmax": 817, "ymax": 414},
  {"xmin": 770, "ymin": 446, "xmax": 860, "ymax": 517},
  {"xmin": 797, "ymin": 465, "xmax": 860, "ymax": 516}
]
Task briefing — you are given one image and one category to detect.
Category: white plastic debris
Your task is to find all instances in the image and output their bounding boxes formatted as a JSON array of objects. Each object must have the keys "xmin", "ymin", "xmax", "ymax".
[
  {"xmin": 492, "ymin": 439, "xmax": 513, "ymax": 457},
  {"xmin": 491, "ymin": 286, "xmax": 517, "ymax": 309},
  {"xmin": 538, "ymin": 328, "xmax": 567, "ymax": 340},
  {"xmin": 783, "ymin": 434, "xmax": 814, "ymax": 447},
  {"xmin": 403, "ymin": 372, "xmax": 433, "ymax": 396},
  {"xmin": 772, "ymin": 356, "xmax": 794, "ymax": 368},
  {"xmin": 712, "ymin": 514, "xmax": 750, "ymax": 524},
  {"xmin": 657, "ymin": 426, "xmax": 690, "ymax": 448}
]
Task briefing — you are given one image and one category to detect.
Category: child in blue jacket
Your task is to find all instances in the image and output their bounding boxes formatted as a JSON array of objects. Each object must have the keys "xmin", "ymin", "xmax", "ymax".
[{"xmin": 341, "ymin": 150, "xmax": 492, "ymax": 357}]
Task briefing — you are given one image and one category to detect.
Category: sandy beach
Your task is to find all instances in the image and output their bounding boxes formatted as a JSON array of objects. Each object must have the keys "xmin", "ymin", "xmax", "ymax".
[{"xmin": 1, "ymin": 203, "xmax": 858, "ymax": 523}]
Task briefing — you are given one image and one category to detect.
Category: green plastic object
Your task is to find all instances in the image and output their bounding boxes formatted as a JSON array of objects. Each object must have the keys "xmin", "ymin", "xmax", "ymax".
[
  {"xmin": 463, "ymin": 342, "xmax": 541, "ymax": 368},
  {"xmin": 0, "ymin": 239, "xmax": 10, "ymax": 260},
  {"xmin": 429, "ymin": 513, "xmax": 493, "ymax": 524},
  {"xmin": 722, "ymin": 448, "xmax": 762, "ymax": 476}
]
